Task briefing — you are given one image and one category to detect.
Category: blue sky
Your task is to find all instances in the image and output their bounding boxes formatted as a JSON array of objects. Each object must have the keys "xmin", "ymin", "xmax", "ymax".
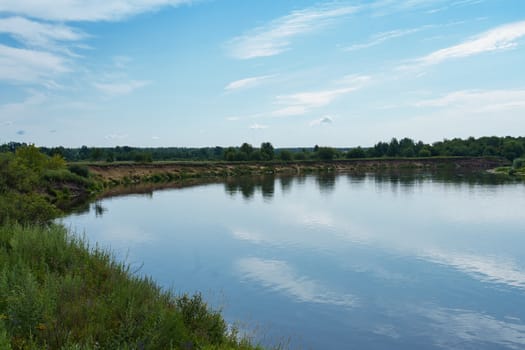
[{"xmin": 0, "ymin": 0, "xmax": 524, "ymax": 147}]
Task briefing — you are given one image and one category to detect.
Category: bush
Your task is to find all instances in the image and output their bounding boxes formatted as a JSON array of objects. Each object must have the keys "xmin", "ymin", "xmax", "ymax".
[
  {"xmin": 279, "ymin": 150, "xmax": 293, "ymax": 161},
  {"xmin": 68, "ymin": 164, "xmax": 90, "ymax": 178},
  {"xmin": 513, "ymin": 158, "xmax": 524, "ymax": 169},
  {"xmin": 0, "ymin": 192, "xmax": 59, "ymax": 225},
  {"xmin": 418, "ymin": 149, "xmax": 431, "ymax": 157},
  {"xmin": 317, "ymin": 147, "xmax": 336, "ymax": 161}
]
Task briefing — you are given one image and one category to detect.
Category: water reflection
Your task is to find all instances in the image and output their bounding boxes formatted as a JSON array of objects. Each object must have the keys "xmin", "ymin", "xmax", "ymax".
[
  {"xmin": 417, "ymin": 307, "xmax": 525, "ymax": 350},
  {"xmin": 62, "ymin": 170, "xmax": 525, "ymax": 350},
  {"xmin": 315, "ymin": 172, "xmax": 337, "ymax": 194},
  {"xmin": 224, "ymin": 175, "xmax": 275, "ymax": 200},
  {"xmin": 279, "ymin": 176, "xmax": 293, "ymax": 194},
  {"xmin": 236, "ymin": 257, "xmax": 357, "ymax": 308}
]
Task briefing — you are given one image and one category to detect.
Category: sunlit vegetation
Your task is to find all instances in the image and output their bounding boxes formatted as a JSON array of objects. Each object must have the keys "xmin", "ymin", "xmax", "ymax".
[
  {"xmin": 0, "ymin": 146, "xmax": 264, "ymax": 350},
  {"xmin": 2, "ymin": 136, "xmax": 524, "ymax": 164}
]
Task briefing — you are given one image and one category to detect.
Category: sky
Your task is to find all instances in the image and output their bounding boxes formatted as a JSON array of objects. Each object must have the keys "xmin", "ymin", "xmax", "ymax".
[{"xmin": 0, "ymin": 0, "xmax": 524, "ymax": 148}]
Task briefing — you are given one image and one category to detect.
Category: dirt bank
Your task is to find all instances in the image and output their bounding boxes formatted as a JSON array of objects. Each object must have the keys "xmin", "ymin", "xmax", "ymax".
[{"xmin": 87, "ymin": 157, "xmax": 509, "ymax": 185}]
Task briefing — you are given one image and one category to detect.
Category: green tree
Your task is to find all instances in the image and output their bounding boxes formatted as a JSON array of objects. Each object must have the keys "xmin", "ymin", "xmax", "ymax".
[
  {"xmin": 502, "ymin": 141, "xmax": 524, "ymax": 160},
  {"xmin": 317, "ymin": 147, "xmax": 336, "ymax": 160},
  {"xmin": 240, "ymin": 143, "xmax": 253, "ymax": 156},
  {"xmin": 279, "ymin": 150, "xmax": 293, "ymax": 161},
  {"xmin": 260, "ymin": 142, "xmax": 274, "ymax": 161},
  {"xmin": 346, "ymin": 147, "xmax": 366, "ymax": 159},
  {"xmin": 387, "ymin": 138, "xmax": 400, "ymax": 157}
]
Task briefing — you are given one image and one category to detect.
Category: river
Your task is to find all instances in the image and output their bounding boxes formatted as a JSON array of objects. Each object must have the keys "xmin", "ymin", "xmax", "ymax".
[{"xmin": 62, "ymin": 171, "xmax": 525, "ymax": 350}]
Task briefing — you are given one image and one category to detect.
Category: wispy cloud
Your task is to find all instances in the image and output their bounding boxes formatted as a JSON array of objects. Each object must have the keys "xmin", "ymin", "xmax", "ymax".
[
  {"xmin": 272, "ymin": 75, "xmax": 370, "ymax": 117},
  {"xmin": 105, "ymin": 133, "xmax": 128, "ymax": 140},
  {"xmin": 249, "ymin": 123, "xmax": 268, "ymax": 130},
  {"xmin": 0, "ymin": 44, "xmax": 70, "ymax": 83},
  {"xmin": 346, "ymin": 26, "xmax": 430, "ymax": 51},
  {"xmin": 94, "ymin": 80, "xmax": 150, "ymax": 96},
  {"xmin": 414, "ymin": 20, "xmax": 525, "ymax": 66},
  {"xmin": 310, "ymin": 115, "xmax": 334, "ymax": 127},
  {"xmin": 227, "ymin": 3, "xmax": 358, "ymax": 59},
  {"xmin": 224, "ymin": 75, "xmax": 274, "ymax": 91},
  {"xmin": 0, "ymin": 16, "xmax": 85, "ymax": 49},
  {"xmin": 0, "ymin": 0, "xmax": 192, "ymax": 22},
  {"xmin": 413, "ymin": 89, "xmax": 525, "ymax": 112}
]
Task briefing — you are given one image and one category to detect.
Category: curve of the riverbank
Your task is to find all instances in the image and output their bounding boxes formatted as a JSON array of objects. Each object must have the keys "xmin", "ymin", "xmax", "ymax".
[{"xmin": 86, "ymin": 157, "xmax": 510, "ymax": 186}]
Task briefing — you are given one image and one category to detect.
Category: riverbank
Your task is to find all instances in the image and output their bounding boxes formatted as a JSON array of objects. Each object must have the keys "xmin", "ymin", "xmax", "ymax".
[
  {"xmin": 0, "ymin": 147, "xmax": 264, "ymax": 350},
  {"xmin": 86, "ymin": 157, "xmax": 510, "ymax": 187}
]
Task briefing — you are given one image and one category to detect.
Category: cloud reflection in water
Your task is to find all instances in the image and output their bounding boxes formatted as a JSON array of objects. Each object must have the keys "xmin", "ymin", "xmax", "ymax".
[{"xmin": 236, "ymin": 257, "xmax": 357, "ymax": 308}]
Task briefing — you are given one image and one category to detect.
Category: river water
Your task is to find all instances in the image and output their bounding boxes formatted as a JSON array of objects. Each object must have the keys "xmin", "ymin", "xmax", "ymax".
[{"xmin": 62, "ymin": 172, "xmax": 525, "ymax": 350}]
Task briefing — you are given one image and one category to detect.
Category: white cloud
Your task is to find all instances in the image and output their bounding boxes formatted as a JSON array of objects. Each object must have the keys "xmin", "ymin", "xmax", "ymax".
[
  {"xmin": 272, "ymin": 76, "xmax": 370, "ymax": 117},
  {"xmin": 224, "ymin": 75, "xmax": 274, "ymax": 91},
  {"xmin": 249, "ymin": 123, "xmax": 268, "ymax": 130},
  {"xmin": 0, "ymin": 44, "xmax": 69, "ymax": 82},
  {"xmin": 413, "ymin": 89, "xmax": 525, "ymax": 112},
  {"xmin": 0, "ymin": 0, "xmax": 192, "ymax": 22},
  {"xmin": 415, "ymin": 20, "xmax": 525, "ymax": 65},
  {"xmin": 236, "ymin": 257, "xmax": 357, "ymax": 307},
  {"xmin": 310, "ymin": 115, "xmax": 334, "ymax": 127},
  {"xmin": 94, "ymin": 80, "xmax": 150, "ymax": 96},
  {"xmin": 105, "ymin": 133, "xmax": 128, "ymax": 140},
  {"xmin": 0, "ymin": 16, "xmax": 85, "ymax": 48},
  {"xmin": 227, "ymin": 3, "xmax": 358, "ymax": 59},
  {"xmin": 346, "ymin": 26, "xmax": 429, "ymax": 51}
]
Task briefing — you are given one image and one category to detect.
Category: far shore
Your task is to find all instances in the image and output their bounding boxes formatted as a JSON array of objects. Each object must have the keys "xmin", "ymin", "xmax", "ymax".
[{"xmin": 84, "ymin": 156, "xmax": 510, "ymax": 186}]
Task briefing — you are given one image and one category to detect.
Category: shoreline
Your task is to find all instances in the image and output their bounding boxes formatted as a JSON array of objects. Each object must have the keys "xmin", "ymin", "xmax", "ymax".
[{"xmin": 86, "ymin": 157, "xmax": 510, "ymax": 186}]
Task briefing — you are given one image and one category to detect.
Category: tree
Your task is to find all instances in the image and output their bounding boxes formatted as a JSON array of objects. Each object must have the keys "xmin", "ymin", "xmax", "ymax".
[
  {"xmin": 346, "ymin": 147, "xmax": 366, "ymax": 159},
  {"xmin": 240, "ymin": 143, "xmax": 253, "ymax": 156},
  {"xmin": 317, "ymin": 147, "xmax": 336, "ymax": 160},
  {"xmin": 260, "ymin": 142, "xmax": 274, "ymax": 161},
  {"xmin": 279, "ymin": 150, "xmax": 293, "ymax": 161},
  {"xmin": 387, "ymin": 138, "xmax": 400, "ymax": 157},
  {"xmin": 502, "ymin": 141, "xmax": 524, "ymax": 160},
  {"xmin": 224, "ymin": 147, "xmax": 237, "ymax": 161},
  {"xmin": 418, "ymin": 148, "xmax": 431, "ymax": 157},
  {"xmin": 399, "ymin": 138, "xmax": 415, "ymax": 157}
]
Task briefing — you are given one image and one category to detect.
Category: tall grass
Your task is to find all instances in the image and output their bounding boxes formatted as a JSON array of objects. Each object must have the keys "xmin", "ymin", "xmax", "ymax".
[{"xmin": 0, "ymin": 223, "xmax": 262, "ymax": 350}]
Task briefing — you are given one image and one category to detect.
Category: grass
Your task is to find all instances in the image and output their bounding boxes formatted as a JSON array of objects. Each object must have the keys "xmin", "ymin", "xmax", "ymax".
[{"xmin": 0, "ymin": 223, "xmax": 264, "ymax": 350}]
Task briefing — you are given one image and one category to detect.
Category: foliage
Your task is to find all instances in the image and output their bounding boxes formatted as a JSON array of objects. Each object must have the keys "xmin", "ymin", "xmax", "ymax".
[
  {"xmin": 0, "ymin": 146, "xmax": 97, "ymax": 225},
  {"xmin": 316, "ymin": 147, "xmax": 337, "ymax": 161},
  {"xmin": 346, "ymin": 147, "xmax": 366, "ymax": 159},
  {"xmin": 3, "ymin": 136, "xmax": 524, "ymax": 165},
  {"xmin": 0, "ymin": 223, "xmax": 263, "ymax": 350},
  {"xmin": 278, "ymin": 150, "xmax": 293, "ymax": 161},
  {"xmin": 512, "ymin": 158, "xmax": 524, "ymax": 169},
  {"xmin": 260, "ymin": 142, "xmax": 274, "ymax": 161},
  {"xmin": 68, "ymin": 164, "xmax": 90, "ymax": 178}
]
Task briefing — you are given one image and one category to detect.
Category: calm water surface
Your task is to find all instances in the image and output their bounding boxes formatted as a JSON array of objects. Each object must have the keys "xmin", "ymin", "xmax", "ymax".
[{"xmin": 63, "ymin": 173, "xmax": 525, "ymax": 350}]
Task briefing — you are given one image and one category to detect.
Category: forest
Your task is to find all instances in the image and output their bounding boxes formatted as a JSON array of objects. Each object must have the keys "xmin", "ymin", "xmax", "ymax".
[{"xmin": 1, "ymin": 136, "xmax": 524, "ymax": 163}]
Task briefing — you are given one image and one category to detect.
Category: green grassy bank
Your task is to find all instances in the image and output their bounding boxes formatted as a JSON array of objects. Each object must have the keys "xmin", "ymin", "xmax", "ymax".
[
  {"xmin": 0, "ymin": 146, "xmax": 263, "ymax": 349},
  {"xmin": 0, "ymin": 224, "xmax": 260, "ymax": 350}
]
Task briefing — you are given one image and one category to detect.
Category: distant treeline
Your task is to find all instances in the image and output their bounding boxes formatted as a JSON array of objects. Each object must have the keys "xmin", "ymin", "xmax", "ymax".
[{"xmin": 1, "ymin": 136, "xmax": 524, "ymax": 162}]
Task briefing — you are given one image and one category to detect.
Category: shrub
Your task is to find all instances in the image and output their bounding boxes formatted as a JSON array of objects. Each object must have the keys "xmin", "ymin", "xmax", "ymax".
[
  {"xmin": 279, "ymin": 150, "xmax": 293, "ymax": 161},
  {"xmin": 68, "ymin": 164, "xmax": 90, "ymax": 178},
  {"xmin": 513, "ymin": 158, "xmax": 524, "ymax": 169}
]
